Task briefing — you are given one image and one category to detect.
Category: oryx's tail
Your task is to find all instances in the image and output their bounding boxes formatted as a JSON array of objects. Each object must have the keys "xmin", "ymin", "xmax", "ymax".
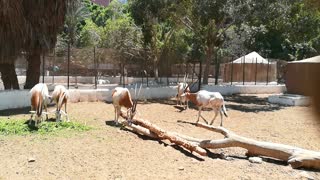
[
  {"xmin": 222, "ymin": 103, "xmax": 228, "ymax": 117},
  {"xmin": 37, "ymin": 92, "xmax": 43, "ymax": 117},
  {"xmin": 58, "ymin": 92, "xmax": 66, "ymax": 111}
]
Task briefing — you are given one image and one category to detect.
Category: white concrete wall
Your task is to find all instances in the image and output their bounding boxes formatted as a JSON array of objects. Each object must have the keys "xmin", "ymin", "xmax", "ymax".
[
  {"xmin": 0, "ymin": 90, "xmax": 31, "ymax": 110},
  {"xmin": 203, "ymin": 85, "xmax": 286, "ymax": 95},
  {"xmin": 0, "ymin": 85, "xmax": 286, "ymax": 110},
  {"xmin": 268, "ymin": 94, "xmax": 310, "ymax": 106}
]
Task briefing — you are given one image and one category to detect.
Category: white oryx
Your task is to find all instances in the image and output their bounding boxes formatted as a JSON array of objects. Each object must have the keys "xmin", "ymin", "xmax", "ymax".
[
  {"xmin": 112, "ymin": 84, "xmax": 142, "ymax": 124},
  {"xmin": 181, "ymin": 90, "xmax": 228, "ymax": 126},
  {"xmin": 176, "ymin": 74, "xmax": 190, "ymax": 109},
  {"xmin": 29, "ymin": 83, "xmax": 51, "ymax": 126}
]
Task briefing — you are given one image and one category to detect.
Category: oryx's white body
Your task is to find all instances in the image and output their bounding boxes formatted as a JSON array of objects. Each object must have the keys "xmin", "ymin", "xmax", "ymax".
[
  {"xmin": 51, "ymin": 85, "xmax": 69, "ymax": 122},
  {"xmin": 177, "ymin": 82, "xmax": 190, "ymax": 109},
  {"xmin": 182, "ymin": 90, "xmax": 228, "ymax": 126},
  {"xmin": 112, "ymin": 87, "xmax": 134, "ymax": 124},
  {"xmin": 29, "ymin": 83, "xmax": 51, "ymax": 126}
]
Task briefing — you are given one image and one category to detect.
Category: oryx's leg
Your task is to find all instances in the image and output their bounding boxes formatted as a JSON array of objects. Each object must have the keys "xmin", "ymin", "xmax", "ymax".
[
  {"xmin": 196, "ymin": 107, "xmax": 202, "ymax": 123},
  {"xmin": 65, "ymin": 103, "xmax": 69, "ymax": 122},
  {"xmin": 29, "ymin": 106, "xmax": 34, "ymax": 125},
  {"xmin": 114, "ymin": 106, "xmax": 118, "ymax": 124},
  {"xmin": 44, "ymin": 104, "xmax": 48, "ymax": 121},
  {"xmin": 176, "ymin": 94, "xmax": 179, "ymax": 105},
  {"xmin": 220, "ymin": 110, "xmax": 223, "ymax": 126},
  {"xmin": 210, "ymin": 110, "xmax": 219, "ymax": 125}
]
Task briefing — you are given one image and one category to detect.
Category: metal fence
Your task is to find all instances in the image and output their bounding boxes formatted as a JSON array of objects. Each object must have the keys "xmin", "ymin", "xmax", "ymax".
[{"xmin": 0, "ymin": 48, "xmax": 285, "ymax": 90}]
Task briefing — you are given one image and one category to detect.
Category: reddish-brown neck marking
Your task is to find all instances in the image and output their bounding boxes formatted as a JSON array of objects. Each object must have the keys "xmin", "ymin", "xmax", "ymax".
[{"xmin": 186, "ymin": 92, "xmax": 201, "ymax": 106}]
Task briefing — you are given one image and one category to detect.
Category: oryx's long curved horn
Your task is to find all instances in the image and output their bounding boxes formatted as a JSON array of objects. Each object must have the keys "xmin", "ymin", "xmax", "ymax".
[
  {"xmin": 133, "ymin": 84, "xmax": 142, "ymax": 112},
  {"xmin": 134, "ymin": 83, "xmax": 137, "ymax": 100}
]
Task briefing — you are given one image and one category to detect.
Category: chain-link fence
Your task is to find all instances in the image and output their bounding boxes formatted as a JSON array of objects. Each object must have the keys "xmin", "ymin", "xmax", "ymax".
[{"xmin": 0, "ymin": 49, "xmax": 286, "ymax": 90}]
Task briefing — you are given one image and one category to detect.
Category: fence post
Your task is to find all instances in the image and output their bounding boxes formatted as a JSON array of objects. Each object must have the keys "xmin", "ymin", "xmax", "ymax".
[
  {"xmin": 146, "ymin": 71, "xmax": 149, "ymax": 87},
  {"xmin": 123, "ymin": 64, "xmax": 125, "ymax": 88},
  {"xmin": 231, "ymin": 57, "xmax": 234, "ymax": 85},
  {"xmin": 177, "ymin": 71, "xmax": 180, "ymax": 83},
  {"xmin": 52, "ymin": 49, "xmax": 55, "ymax": 84},
  {"xmin": 255, "ymin": 57, "xmax": 258, "ymax": 85},
  {"xmin": 266, "ymin": 58, "xmax": 270, "ymax": 85},
  {"xmin": 242, "ymin": 55, "xmax": 245, "ymax": 85},
  {"xmin": 42, "ymin": 54, "xmax": 45, "ymax": 83},
  {"xmin": 67, "ymin": 42, "xmax": 70, "ymax": 89},
  {"xmin": 199, "ymin": 60, "xmax": 202, "ymax": 91},
  {"xmin": 94, "ymin": 46, "xmax": 97, "ymax": 89},
  {"xmin": 119, "ymin": 63, "xmax": 122, "ymax": 86},
  {"xmin": 192, "ymin": 62, "xmax": 195, "ymax": 82},
  {"xmin": 142, "ymin": 70, "xmax": 144, "ymax": 85},
  {"xmin": 166, "ymin": 56, "xmax": 169, "ymax": 86}
]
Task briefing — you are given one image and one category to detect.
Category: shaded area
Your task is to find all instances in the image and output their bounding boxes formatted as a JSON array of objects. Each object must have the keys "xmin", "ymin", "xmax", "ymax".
[
  {"xmin": 0, "ymin": 107, "xmax": 31, "ymax": 116},
  {"xmin": 225, "ymin": 95, "xmax": 284, "ymax": 113},
  {"xmin": 224, "ymin": 95, "xmax": 269, "ymax": 105},
  {"xmin": 0, "ymin": 104, "xmax": 55, "ymax": 116}
]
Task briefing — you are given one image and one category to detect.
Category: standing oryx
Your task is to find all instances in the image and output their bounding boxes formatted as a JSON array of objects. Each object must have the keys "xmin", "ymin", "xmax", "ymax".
[
  {"xmin": 176, "ymin": 74, "xmax": 190, "ymax": 109},
  {"xmin": 181, "ymin": 90, "xmax": 228, "ymax": 126},
  {"xmin": 29, "ymin": 83, "xmax": 51, "ymax": 126},
  {"xmin": 112, "ymin": 84, "xmax": 142, "ymax": 124}
]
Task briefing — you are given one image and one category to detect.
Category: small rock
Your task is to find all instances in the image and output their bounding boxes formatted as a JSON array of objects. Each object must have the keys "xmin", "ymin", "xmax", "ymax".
[
  {"xmin": 178, "ymin": 166, "xmax": 184, "ymax": 171},
  {"xmin": 248, "ymin": 157, "xmax": 262, "ymax": 164},
  {"xmin": 28, "ymin": 157, "xmax": 36, "ymax": 162},
  {"xmin": 295, "ymin": 171, "xmax": 314, "ymax": 180},
  {"xmin": 225, "ymin": 157, "xmax": 234, "ymax": 161}
]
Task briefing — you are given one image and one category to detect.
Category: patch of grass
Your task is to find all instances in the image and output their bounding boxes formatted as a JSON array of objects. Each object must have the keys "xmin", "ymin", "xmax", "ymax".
[{"xmin": 0, "ymin": 119, "xmax": 92, "ymax": 136}]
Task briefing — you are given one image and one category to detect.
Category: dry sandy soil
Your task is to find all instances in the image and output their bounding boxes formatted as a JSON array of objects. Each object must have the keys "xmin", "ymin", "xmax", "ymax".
[{"xmin": 0, "ymin": 94, "xmax": 320, "ymax": 179}]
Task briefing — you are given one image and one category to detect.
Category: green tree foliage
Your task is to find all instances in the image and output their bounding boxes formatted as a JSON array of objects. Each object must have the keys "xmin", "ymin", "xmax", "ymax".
[{"xmin": 243, "ymin": 0, "xmax": 320, "ymax": 60}]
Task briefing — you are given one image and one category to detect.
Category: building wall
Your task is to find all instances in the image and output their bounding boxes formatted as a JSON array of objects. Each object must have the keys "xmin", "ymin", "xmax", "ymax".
[{"xmin": 285, "ymin": 63, "xmax": 320, "ymax": 95}]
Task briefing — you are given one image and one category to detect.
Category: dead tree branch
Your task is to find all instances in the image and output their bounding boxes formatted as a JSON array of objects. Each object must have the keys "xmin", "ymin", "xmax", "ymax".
[{"xmin": 195, "ymin": 122, "xmax": 320, "ymax": 169}]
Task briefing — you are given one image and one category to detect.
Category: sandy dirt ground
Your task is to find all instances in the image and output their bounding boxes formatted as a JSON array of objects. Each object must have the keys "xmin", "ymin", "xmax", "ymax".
[{"xmin": 0, "ymin": 94, "xmax": 320, "ymax": 179}]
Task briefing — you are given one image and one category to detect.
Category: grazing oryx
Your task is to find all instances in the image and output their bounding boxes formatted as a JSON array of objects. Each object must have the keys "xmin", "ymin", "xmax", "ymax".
[
  {"xmin": 176, "ymin": 74, "xmax": 190, "ymax": 109},
  {"xmin": 51, "ymin": 85, "xmax": 69, "ymax": 122},
  {"xmin": 181, "ymin": 90, "xmax": 228, "ymax": 126},
  {"xmin": 29, "ymin": 83, "xmax": 51, "ymax": 126},
  {"xmin": 112, "ymin": 84, "xmax": 142, "ymax": 124}
]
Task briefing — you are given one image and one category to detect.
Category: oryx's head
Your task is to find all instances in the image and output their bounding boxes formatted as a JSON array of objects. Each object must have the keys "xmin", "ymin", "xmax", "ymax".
[{"xmin": 128, "ymin": 84, "xmax": 142, "ymax": 121}]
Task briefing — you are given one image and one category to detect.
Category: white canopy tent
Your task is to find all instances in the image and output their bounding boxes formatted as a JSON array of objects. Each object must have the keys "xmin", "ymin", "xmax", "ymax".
[{"xmin": 232, "ymin": 51, "xmax": 271, "ymax": 64}]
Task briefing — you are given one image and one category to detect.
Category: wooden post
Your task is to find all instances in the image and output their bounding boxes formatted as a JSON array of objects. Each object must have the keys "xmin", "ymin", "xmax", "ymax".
[
  {"xmin": 255, "ymin": 57, "xmax": 258, "ymax": 85},
  {"xmin": 231, "ymin": 57, "xmax": 234, "ymax": 85},
  {"xmin": 94, "ymin": 46, "xmax": 97, "ymax": 89},
  {"xmin": 199, "ymin": 60, "xmax": 202, "ymax": 91},
  {"xmin": 42, "ymin": 54, "xmax": 45, "ymax": 83},
  {"xmin": 242, "ymin": 55, "xmax": 245, "ymax": 85},
  {"xmin": 266, "ymin": 58, "xmax": 270, "ymax": 85},
  {"xmin": 67, "ymin": 42, "xmax": 70, "ymax": 89},
  {"xmin": 52, "ymin": 49, "xmax": 55, "ymax": 84}
]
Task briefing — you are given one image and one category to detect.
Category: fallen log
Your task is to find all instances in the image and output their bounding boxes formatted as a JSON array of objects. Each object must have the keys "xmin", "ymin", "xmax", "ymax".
[
  {"xmin": 118, "ymin": 111, "xmax": 320, "ymax": 169},
  {"xmin": 195, "ymin": 122, "xmax": 320, "ymax": 169},
  {"xmin": 119, "ymin": 114, "xmax": 207, "ymax": 156},
  {"xmin": 120, "ymin": 120, "xmax": 159, "ymax": 139}
]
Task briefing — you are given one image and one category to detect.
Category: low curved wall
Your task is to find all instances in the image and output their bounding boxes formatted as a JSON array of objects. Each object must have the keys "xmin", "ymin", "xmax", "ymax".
[{"xmin": 0, "ymin": 85, "xmax": 286, "ymax": 111}]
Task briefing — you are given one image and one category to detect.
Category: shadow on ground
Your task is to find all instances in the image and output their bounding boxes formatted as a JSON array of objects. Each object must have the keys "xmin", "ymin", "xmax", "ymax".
[
  {"xmin": 225, "ymin": 95, "xmax": 285, "ymax": 113},
  {"xmin": 0, "ymin": 104, "xmax": 55, "ymax": 116}
]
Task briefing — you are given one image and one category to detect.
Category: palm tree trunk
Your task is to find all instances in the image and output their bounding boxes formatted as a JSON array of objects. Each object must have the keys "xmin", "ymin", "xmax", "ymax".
[
  {"xmin": 0, "ymin": 63, "xmax": 19, "ymax": 90},
  {"xmin": 24, "ymin": 51, "xmax": 41, "ymax": 89}
]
